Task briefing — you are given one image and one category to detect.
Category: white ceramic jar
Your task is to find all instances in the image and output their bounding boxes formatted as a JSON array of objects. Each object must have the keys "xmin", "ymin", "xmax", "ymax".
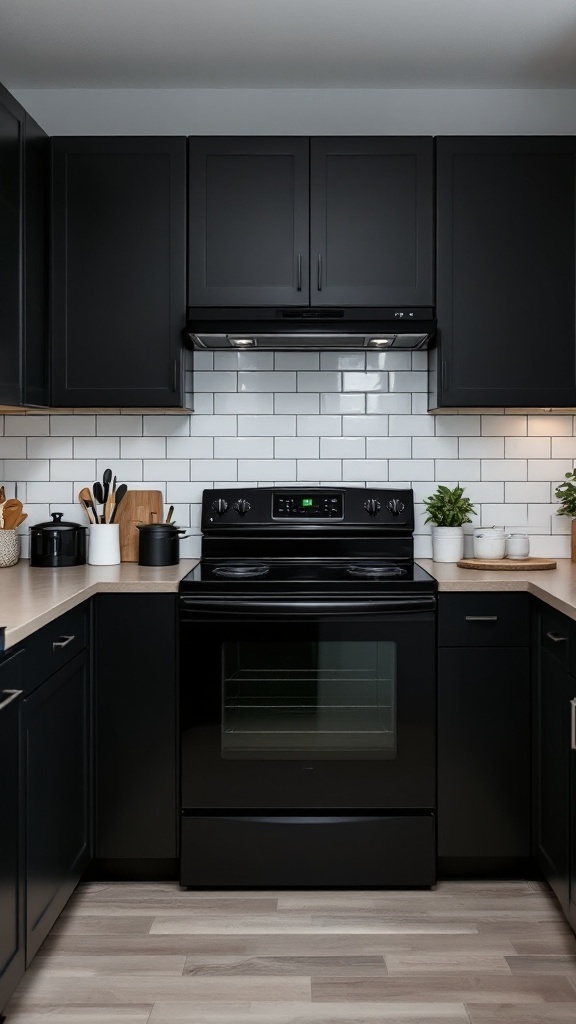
[
  {"xmin": 505, "ymin": 533, "xmax": 530, "ymax": 559},
  {"xmin": 473, "ymin": 530, "xmax": 507, "ymax": 559}
]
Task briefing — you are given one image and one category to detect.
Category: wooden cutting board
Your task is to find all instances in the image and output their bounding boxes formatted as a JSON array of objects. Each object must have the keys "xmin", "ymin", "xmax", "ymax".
[
  {"xmin": 457, "ymin": 557, "xmax": 557, "ymax": 571},
  {"xmin": 114, "ymin": 489, "xmax": 164, "ymax": 562}
]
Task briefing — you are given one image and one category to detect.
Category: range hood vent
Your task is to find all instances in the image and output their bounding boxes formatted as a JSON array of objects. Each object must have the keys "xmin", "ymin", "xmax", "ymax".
[{"xmin": 185, "ymin": 307, "xmax": 436, "ymax": 352}]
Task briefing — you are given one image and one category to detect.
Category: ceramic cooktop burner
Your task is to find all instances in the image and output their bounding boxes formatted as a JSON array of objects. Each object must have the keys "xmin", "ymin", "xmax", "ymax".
[
  {"xmin": 212, "ymin": 561, "xmax": 270, "ymax": 578},
  {"xmin": 346, "ymin": 563, "xmax": 407, "ymax": 578}
]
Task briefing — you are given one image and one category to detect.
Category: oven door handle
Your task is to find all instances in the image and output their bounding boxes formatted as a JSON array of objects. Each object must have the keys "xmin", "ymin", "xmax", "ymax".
[{"xmin": 180, "ymin": 596, "xmax": 437, "ymax": 617}]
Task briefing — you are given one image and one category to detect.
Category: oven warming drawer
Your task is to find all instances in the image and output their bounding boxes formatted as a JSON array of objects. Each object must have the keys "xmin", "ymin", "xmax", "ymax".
[{"xmin": 180, "ymin": 813, "xmax": 436, "ymax": 888}]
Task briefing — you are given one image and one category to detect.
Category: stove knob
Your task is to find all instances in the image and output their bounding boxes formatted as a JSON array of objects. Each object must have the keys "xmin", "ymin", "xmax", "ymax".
[
  {"xmin": 364, "ymin": 498, "xmax": 381, "ymax": 517},
  {"xmin": 211, "ymin": 498, "xmax": 229, "ymax": 516},
  {"xmin": 387, "ymin": 498, "xmax": 405, "ymax": 516},
  {"xmin": 233, "ymin": 499, "xmax": 251, "ymax": 516}
]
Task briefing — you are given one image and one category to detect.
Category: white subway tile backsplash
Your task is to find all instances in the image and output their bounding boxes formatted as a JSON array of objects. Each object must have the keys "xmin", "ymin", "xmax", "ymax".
[
  {"xmin": 239, "ymin": 372, "xmax": 296, "ymax": 392},
  {"xmin": 167, "ymin": 437, "xmax": 213, "ymax": 458},
  {"xmin": 215, "ymin": 392, "xmax": 274, "ymax": 414},
  {"xmin": 5, "ymin": 358, "xmax": 576, "ymax": 560},
  {"xmin": 276, "ymin": 437, "xmax": 320, "ymax": 458},
  {"xmin": 342, "ymin": 372, "xmax": 387, "ymax": 393},
  {"xmin": 297, "ymin": 372, "xmax": 341, "ymax": 392},
  {"xmin": 342, "ymin": 415, "xmax": 388, "ymax": 437},
  {"xmin": 121, "ymin": 437, "xmax": 166, "ymax": 459},
  {"xmin": 367, "ymin": 393, "xmax": 411, "ymax": 414}
]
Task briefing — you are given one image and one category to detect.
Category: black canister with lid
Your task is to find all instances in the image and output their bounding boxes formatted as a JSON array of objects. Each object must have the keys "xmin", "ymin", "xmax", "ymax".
[
  {"xmin": 29, "ymin": 512, "xmax": 87, "ymax": 567},
  {"xmin": 137, "ymin": 523, "xmax": 188, "ymax": 566}
]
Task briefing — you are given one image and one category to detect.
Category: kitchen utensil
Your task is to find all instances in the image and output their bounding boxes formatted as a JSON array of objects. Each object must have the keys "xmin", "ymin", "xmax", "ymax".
[
  {"xmin": 92, "ymin": 481, "xmax": 104, "ymax": 519},
  {"xmin": 137, "ymin": 523, "xmax": 190, "ymax": 566},
  {"xmin": 79, "ymin": 487, "xmax": 98, "ymax": 525},
  {"xmin": 505, "ymin": 533, "xmax": 530, "ymax": 558},
  {"xmin": 0, "ymin": 486, "xmax": 5, "ymax": 503},
  {"xmin": 87, "ymin": 523, "xmax": 120, "ymax": 565},
  {"xmin": 166, "ymin": 505, "xmax": 174, "ymax": 524},
  {"xmin": 109, "ymin": 483, "xmax": 127, "ymax": 523},
  {"xmin": 104, "ymin": 487, "xmax": 116, "ymax": 524},
  {"xmin": 457, "ymin": 557, "xmax": 556, "ymax": 571},
  {"xmin": 114, "ymin": 489, "xmax": 164, "ymax": 561},
  {"xmin": 1, "ymin": 499, "xmax": 23, "ymax": 530},
  {"xmin": 29, "ymin": 513, "xmax": 87, "ymax": 567},
  {"xmin": 12, "ymin": 513, "xmax": 28, "ymax": 529},
  {"xmin": 102, "ymin": 468, "xmax": 113, "ymax": 504}
]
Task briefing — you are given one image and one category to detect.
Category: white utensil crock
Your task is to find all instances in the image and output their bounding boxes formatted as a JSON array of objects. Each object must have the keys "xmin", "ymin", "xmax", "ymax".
[{"xmin": 88, "ymin": 523, "xmax": 120, "ymax": 565}]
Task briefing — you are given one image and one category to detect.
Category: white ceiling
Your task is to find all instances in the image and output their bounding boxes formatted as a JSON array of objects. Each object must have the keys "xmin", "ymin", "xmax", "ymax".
[{"xmin": 2, "ymin": 0, "xmax": 576, "ymax": 90}]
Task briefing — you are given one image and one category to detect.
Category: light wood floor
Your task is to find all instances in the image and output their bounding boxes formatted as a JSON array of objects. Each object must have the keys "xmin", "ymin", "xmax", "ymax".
[{"xmin": 5, "ymin": 878, "xmax": 576, "ymax": 1023}]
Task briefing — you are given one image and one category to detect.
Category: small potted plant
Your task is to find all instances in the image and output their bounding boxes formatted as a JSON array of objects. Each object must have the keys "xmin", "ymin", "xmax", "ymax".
[
  {"xmin": 422, "ymin": 484, "xmax": 477, "ymax": 562},
  {"xmin": 554, "ymin": 469, "xmax": 576, "ymax": 561}
]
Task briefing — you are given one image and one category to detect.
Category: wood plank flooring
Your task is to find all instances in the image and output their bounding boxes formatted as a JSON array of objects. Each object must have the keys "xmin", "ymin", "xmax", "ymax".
[{"xmin": 4, "ymin": 879, "xmax": 576, "ymax": 1024}]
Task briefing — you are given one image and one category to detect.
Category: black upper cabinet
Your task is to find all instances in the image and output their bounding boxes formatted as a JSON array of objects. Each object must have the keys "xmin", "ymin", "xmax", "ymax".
[
  {"xmin": 0, "ymin": 85, "xmax": 49, "ymax": 408},
  {"xmin": 51, "ymin": 137, "xmax": 190, "ymax": 408},
  {"xmin": 432, "ymin": 136, "xmax": 576, "ymax": 409},
  {"xmin": 187, "ymin": 136, "xmax": 434, "ymax": 309}
]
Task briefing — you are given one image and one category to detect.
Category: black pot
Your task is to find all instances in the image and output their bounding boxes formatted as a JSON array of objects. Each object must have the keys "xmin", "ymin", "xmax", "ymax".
[
  {"xmin": 29, "ymin": 512, "xmax": 87, "ymax": 567},
  {"xmin": 137, "ymin": 523, "xmax": 189, "ymax": 566}
]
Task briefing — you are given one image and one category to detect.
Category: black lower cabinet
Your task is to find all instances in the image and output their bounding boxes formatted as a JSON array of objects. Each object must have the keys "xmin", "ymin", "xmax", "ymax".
[
  {"xmin": 534, "ymin": 602, "xmax": 576, "ymax": 918},
  {"xmin": 93, "ymin": 595, "xmax": 178, "ymax": 878},
  {"xmin": 437, "ymin": 593, "xmax": 531, "ymax": 873},
  {"xmin": 23, "ymin": 652, "xmax": 91, "ymax": 964},
  {"xmin": 0, "ymin": 652, "xmax": 24, "ymax": 1016}
]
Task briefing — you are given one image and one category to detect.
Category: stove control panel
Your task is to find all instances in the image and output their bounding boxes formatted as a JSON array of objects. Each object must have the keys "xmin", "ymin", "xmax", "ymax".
[{"xmin": 273, "ymin": 493, "xmax": 343, "ymax": 518}]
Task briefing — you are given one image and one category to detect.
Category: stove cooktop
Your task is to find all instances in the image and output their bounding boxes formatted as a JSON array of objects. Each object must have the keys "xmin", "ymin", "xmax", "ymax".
[{"xmin": 179, "ymin": 559, "xmax": 437, "ymax": 593}]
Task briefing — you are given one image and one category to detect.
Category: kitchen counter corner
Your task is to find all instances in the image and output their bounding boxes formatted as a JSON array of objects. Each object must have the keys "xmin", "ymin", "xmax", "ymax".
[{"xmin": 0, "ymin": 559, "xmax": 198, "ymax": 651}]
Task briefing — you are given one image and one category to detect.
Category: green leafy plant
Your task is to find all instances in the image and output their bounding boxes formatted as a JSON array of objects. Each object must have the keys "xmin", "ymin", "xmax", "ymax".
[
  {"xmin": 554, "ymin": 469, "xmax": 576, "ymax": 517},
  {"xmin": 422, "ymin": 484, "xmax": 477, "ymax": 527}
]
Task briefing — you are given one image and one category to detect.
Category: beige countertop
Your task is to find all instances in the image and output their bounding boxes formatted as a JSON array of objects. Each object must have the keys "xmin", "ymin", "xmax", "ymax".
[
  {"xmin": 418, "ymin": 557, "xmax": 576, "ymax": 622},
  {"xmin": 3, "ymin": 555, "xmax": 576, "ymax": 653},
  {"xmin": 0, "ymin": 559, "xmax": 199, "ymax": 651}
]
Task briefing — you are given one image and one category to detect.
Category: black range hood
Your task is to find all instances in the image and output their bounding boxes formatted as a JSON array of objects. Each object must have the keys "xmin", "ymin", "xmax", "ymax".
[{"xmin": 185, "ymin": 307, "xmax": 436, "ymax": 352}]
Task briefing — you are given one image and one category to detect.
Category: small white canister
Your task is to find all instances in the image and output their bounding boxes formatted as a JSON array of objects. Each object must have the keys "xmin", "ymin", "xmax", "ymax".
[
  {"xmin": 88, "ymin": 523, "xmax": 121, "ymax": 565},
  {"xmin": 506, "ymin": 533, "xmax": 530, "ymax": 559},
  {"xmin": 473, "ymin": 530, "xmax": 507, "ymax": 559}
]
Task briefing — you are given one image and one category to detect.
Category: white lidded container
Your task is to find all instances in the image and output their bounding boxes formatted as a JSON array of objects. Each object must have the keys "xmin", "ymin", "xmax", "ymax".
[{"xmin": 473, "ymin": 529, "xmax": 507, "ymax": 559}]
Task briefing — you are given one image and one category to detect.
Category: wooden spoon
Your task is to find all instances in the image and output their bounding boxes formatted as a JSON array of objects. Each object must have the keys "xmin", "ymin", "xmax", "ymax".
[
  {"xmin": 79, "ymin": 487, "xmax": 97, "ymax": 525},
  {"xmin": 2, "ymin": 499, "xmax": 23, "ymax": 530}
]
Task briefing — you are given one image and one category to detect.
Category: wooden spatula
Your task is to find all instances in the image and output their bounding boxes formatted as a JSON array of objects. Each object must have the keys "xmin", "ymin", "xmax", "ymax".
[{"xmin": 2, "ymin": 499, "xmax": 23, "ymax": 530}]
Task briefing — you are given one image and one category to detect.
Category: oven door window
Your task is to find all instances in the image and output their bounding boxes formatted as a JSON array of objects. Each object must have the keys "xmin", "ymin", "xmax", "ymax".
[{"xmin": 222, "ymin": 639, "xmax": 396, "ymax": 759}]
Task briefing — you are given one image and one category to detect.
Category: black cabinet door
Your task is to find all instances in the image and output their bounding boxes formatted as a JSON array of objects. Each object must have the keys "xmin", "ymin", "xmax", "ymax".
[
  {"xmin": 23, "ymin": 652, "xmax": 90, "ymax": 963},
  {"xmin": 310, "ymin": 137, "xmax": 434, "ymax": 306},
  {"xmin": 0, "ymin": 85, "xmax": 24, "ymax": 407},
  {"xmin": 433, "ymin": 137, "xmax": 576, "ymax": 409},
  {"xmin": 94, "ymin": 595, "xmax": 177, "ymax": 865},
  {"xmin": 438, "ymin": 646, "xmax": 531, "ymax": 859},
  {"xmin": 535, "ymin": 646, "xmax": 574, "ymax": 915},
  {"xmin": 0, "ymin": 653, "xmax": 24, "ymax": 1015},
  {"xmin": 188, "ymin": 137, "xmax": 310, "ymax": 306},
  {"xmin": 22, "ymin": 112, "xmax": 49, "ymax": 408},
  {"xmin": 571, "ymin": 734, "xmax": 576, "ymax": 933},
  {"xmin": 51, "ymin": 137, "xmax": 189, "ymax": 408}
]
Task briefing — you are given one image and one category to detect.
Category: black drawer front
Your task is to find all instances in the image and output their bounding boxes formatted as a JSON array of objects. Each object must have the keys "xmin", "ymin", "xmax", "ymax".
[
  {"xmin": 540, "ymin": 604, "xmax": 571, "ymax": 669},
  {"xmin": 21, "ymin": 604, "xmax": 89, "ymax": 695},
  {"xmin": 438, "ymin": 592, "xmax": 529, "ymax": 647}
]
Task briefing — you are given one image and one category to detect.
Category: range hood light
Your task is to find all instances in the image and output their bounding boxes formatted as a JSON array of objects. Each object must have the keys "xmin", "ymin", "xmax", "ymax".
[
  {"xmin": 368, "ymin": 337, "xmax": 395, "ymax": 347},
  {"xmin": 230, "ymin": 337, "xmax": 256, "ymax": 347}
]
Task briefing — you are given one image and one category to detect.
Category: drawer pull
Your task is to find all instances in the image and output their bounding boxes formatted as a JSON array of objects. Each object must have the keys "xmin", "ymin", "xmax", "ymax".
[
  {"xmin": 52, "ymin": 635, "xmax": 75, "ymax": 650},
  {"xmin": 546, "ymin": 631, "xmax": 567, "ymax": 643},
  {"xmin": 0, "ymin": 689, "xmax": 22, "ymax": 711},
  {"xmin": 465, "ymin": 615, "xmax": 498, "ymax": 621},
  {"xmin": 571, "ymin": 698, "xmax": 576, "ymax": 752}
]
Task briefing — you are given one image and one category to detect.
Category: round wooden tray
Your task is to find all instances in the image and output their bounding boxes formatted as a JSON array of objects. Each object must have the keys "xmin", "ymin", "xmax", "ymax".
[{"xmin": 456, "ymin": 557, "xmax": 557, "ymax": 571}]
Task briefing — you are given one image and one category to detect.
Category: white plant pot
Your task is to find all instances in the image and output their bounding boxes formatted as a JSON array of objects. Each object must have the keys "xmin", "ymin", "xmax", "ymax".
[{"xmin": 432, "ymin": 526, "xmax": 464, "ymax": 563}]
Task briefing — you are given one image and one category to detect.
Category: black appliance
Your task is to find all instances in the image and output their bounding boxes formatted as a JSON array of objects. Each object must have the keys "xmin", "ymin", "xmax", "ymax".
[
  {"xmin": 185, "ymin": 306, "xmax": 436, "ymax": 351},
  {"xmin": 179, "ymin": 486, "xmax": 437, "ymax": 889},
  {"xmin": 29, "ymin": 513, "xmax": 87, "ymax": 567}
]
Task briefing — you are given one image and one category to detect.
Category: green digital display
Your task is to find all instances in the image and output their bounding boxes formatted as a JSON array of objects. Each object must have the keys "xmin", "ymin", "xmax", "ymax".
[{"xmin": 301, "ymin": 498, "xmax": 313, "ymax": 507}]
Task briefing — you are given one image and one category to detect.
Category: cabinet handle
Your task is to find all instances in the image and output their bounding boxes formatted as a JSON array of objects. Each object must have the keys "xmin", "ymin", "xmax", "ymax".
[
  {"xmin": 297, "ymin": 253, "xmax": 302, "ymax": 291},
  {"xmin": 465, "ymin": 615, "xmax": 498, "ymax": 621},
  {"xmin": 317, "ymin": 254, "xmax": 323, "ymax": 291},
  {"xmin": 546, "ymin": 631, "xmax": 567, "ymax": 643},
  {"xmin": 0, "ymin": 689, "xmax": 22, "ymax": 711},
  {"xmin": 571, "ymin": 698, "xmax": 576, "ymax": 751},
  {"xmin": 52, "ymin": 635, "xmax": 75, "ymax": 650},
  {"xmin": 173, "ymin": 359, "xmax": 178, "ymax": 393}
]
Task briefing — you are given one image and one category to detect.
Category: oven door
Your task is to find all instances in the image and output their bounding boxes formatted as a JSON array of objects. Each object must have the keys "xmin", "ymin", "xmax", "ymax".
[{"xmin": 180, "ymin": 594, "xmax": 436, "ymax": 810}]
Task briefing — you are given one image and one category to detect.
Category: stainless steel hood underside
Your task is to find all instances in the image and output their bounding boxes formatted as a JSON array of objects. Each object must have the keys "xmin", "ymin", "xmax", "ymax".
[{"xmin": 185, "ymin": 307, "xmax": 436, "ymax": 351}]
